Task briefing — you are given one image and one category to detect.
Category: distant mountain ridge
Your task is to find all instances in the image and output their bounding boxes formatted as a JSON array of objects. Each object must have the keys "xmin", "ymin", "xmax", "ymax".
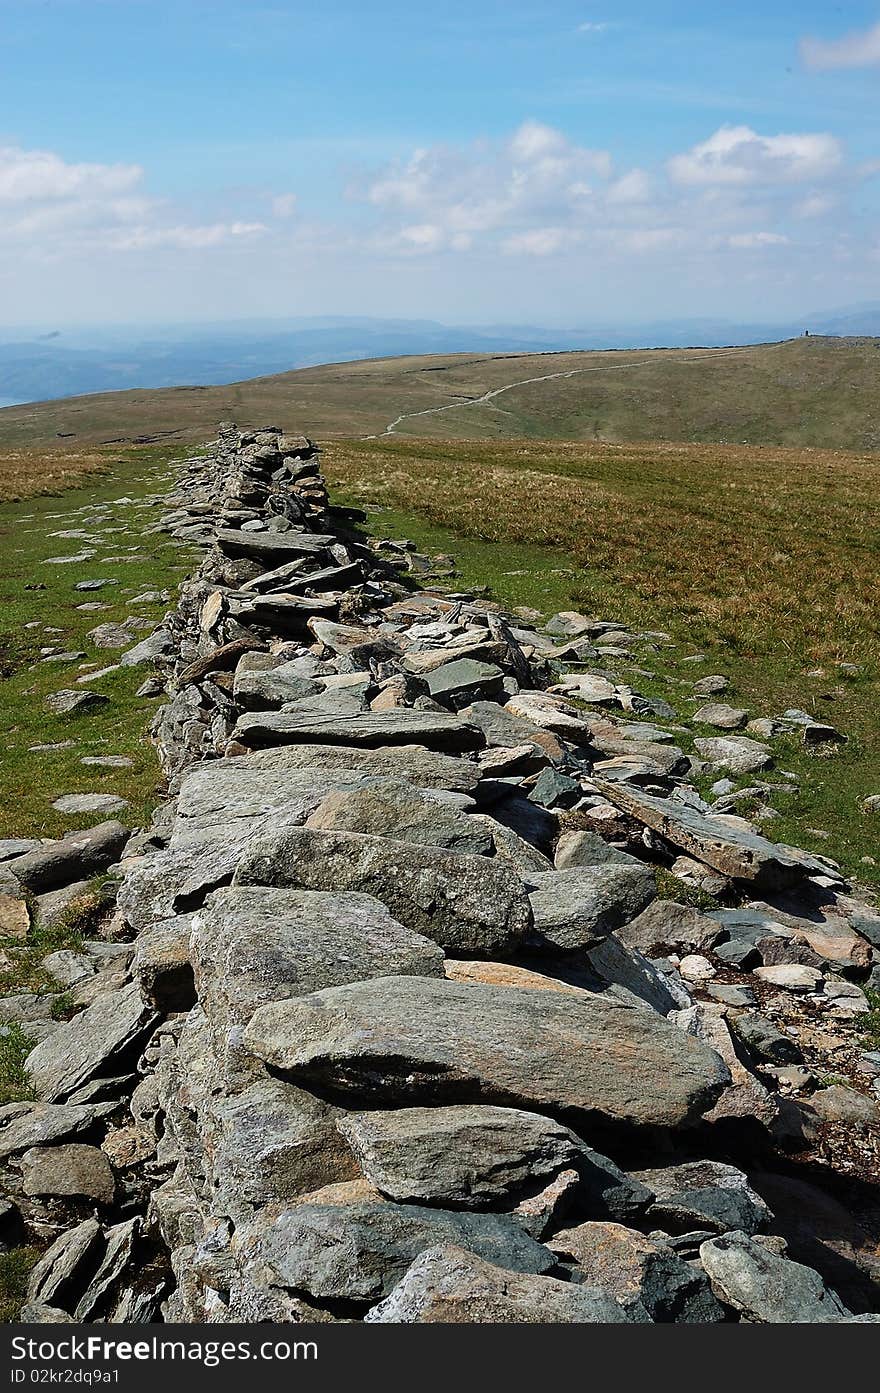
[{"xmin": 1, "ymin": 305, "xmax": 879, "ymax": 406}]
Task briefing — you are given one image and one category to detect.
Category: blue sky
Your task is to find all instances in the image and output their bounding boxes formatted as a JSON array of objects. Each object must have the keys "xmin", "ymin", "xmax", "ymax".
[{"xmin": 1, "ymin": 1, "xmax": 880, "ymax": 325}]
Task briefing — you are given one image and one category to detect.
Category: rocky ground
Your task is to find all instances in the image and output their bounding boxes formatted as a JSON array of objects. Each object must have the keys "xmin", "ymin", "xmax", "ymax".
[{"xmin": 1, "ymin": 423, "xmax": 879, "ymax": 1325}]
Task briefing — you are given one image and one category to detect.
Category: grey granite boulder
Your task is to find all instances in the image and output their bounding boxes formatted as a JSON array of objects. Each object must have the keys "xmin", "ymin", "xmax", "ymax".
[
  {"xmin": 338, "ymin": 1104, "xmax": 652, "ymax": 1215},
  {"xmin": 238, "ymin": 1201, "xmax": 555, "ymax": 1302},
  {"xmin": 699, "ymin": 1231, "xmax": 850, "ymax": 1322},
  {"xmin": 631, "ymin": 1161, "xmax": 773, "ymax": 1236},
  {"xmin": 234, "ymin": 829, "xmax": 531, "ymax": 957},
  {"xmin": 524, "ymin": 865, "xmax": 656, "ymax": 953}
]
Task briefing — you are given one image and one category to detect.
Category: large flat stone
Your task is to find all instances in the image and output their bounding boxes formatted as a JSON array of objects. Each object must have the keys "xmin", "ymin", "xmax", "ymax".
[
  {"xmin": 234, "ymin": 828, "xmax": 531, "ymax": 956},
  {"xmin": 234, "ymin": 708, "xmax": 483, "ymax": 753},
  {"xmin": 215, "ymin": 527, "xmax": 335, "ymax": 560},
  {"xmin": 0, "ymin": 1102, "xmax": 112, "ymax": 1160},
  {"xmin": 243, "ymin": 975, "xmax": 730, "ymax": 1132},
  {"xmin": 305, "ymin": 779, "xmax": 492, "ymax": 856},
  {"xmin": 225, "ymin": 742, "xmax": 480, "ymax": 795}
]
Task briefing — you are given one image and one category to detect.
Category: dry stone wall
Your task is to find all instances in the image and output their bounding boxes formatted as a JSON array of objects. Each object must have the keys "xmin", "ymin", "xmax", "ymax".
[{"xmin": 4, "ymin": 423, "xmax": 880, "ymax": 1324}]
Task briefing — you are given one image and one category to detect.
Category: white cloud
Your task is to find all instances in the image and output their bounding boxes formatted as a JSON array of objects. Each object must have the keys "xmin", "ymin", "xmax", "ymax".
[
  {"xmin": 363, "ymin": 121, "xmax": 613, "ymax": 256},
  {"xmin": 606, "ymin": 169, "xmax": 652, "ymax": 204},
  {"xmin": 668, "ymin": 125, "xmax": 843, "ymax": 187},
  {"xmin": 0, "ymin": 145, "xmax": 142, "ymax": 203},
  {"xmin": 801, "ymin": 21, "xmax": 880, "ymax": 70},
  {"xmin": 272, "ymin": 192, "xmax": 298, "ymax": 218},
  {"xmin": 109, "ymin": 222, "xmax": 267, "ymax": 251},
  {"xmin": 577, "ymin": 21, "xmax": 612, "ymax": 34},
  {"xmin": 728, "ymin": 231, "xmax": 790, "ymax": 248},
  {"xmin": 794, "ymin": 193, "xmax": 835, "ymax": 219},
  {"xmin": 502, "ymin": 227, "xmax": 580, "ymax": 256}
]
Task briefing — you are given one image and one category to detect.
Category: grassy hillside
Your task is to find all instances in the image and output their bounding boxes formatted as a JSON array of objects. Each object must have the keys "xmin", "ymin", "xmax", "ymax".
[
  {"xmin": 1, "ymin": 335, "xmax": 880, "ymax": 452},
  {"xmin": 323, "ymin": 435, "xmax": 880, "ymax": 881}
]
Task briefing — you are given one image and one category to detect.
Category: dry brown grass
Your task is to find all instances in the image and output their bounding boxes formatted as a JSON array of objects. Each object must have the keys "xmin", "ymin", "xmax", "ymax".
[
  {"xmin": 0, "ymin": 448, "xmax": 111, "ymax": 503},
  {"xmin": 323, "ymin": 435, "xmax": 880, "ymax": 669}
]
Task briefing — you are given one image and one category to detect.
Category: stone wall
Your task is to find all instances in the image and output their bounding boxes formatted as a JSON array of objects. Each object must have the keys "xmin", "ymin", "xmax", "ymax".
[{"xmin": 7, "ymin": 424, "xmax": 880, "ymax": 1324}]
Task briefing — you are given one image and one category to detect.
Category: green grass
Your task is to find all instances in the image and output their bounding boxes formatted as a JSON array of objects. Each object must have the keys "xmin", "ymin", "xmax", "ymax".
[
  {"xmin": 858, "ymin": 990, "xmax": 880, "ymax": 1052},
  {"xmin": 0, "ymin": 1023, "xmax": 37, "ymax": 1106},
  {"xmin": 0, "ymin": 1246, "xmax": 39, "ymax": 1324},
  {"xmin": 0, "ymin": 445, "xmax": 197, "ymax": 839}
]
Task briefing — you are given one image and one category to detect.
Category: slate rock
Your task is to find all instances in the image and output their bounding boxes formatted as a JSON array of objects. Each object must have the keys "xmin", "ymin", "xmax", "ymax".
[
  {"xmin": 233, "ymin": 663, "xmax": 322, "ymax": 710},
  {"xmin": 554, "ymin": 831, "xmax": 644, "ymax": 871},
  {"xmin": 528, "ymin": 768, "xmax": 581, "ymax": 810},
  {"xmin": 338, "ymin": 1104, "xmax": 652, "ymax": 1215},
  {"xmin": 699, "ymin": 1231, "xmax": 850, "ymax": 1322},
  {"xmin": 21, "ymin": 1143, "xmax": 115, "ymax": 1205},
  {"xmin": 594, "ymin": 784, "xmax": 804, "ymax": 889},
  {"xmin": 585, "ymin": 935, "xmax": 686, "ymax": 1014},
  {"xmin": 26, "ymin": 981, "xmax": 158, "ymax": 1102},
  {"xmin": 243, "ymin": 975, "xmax": 731, "ymax": 1131},
  {"xmin": 239, "ymin": 1201, "xmax": 555, "ymax": 1302},
  {"xmin": 234, "ymin": 828, "xmax": 531, "ymax": 957},
  {"xmin": 461, "ymin": 701, "xmax": 563, "ymax": 760},
  {"xmin": 365, "ymin": 1244, "xmax": 636, "ymax": 1323},
  {"xmin": 236, "ymin": 740, "xmax": 480, "ymax": 795},
  {"xmin": 729, "ymin": 1012, "xmax": 803, "ymax": 1065},
  {"xmin": 618, "ymin": 900, "xmax": 721, "ymax": 956},
  {"xmin": 425, "ymin": 659, "xmax": 505, "ymax": 705},
  {"xmin": 551, "ymin": 1221, "xmax": 726, "ymax": 1322},
  {"xmin": 0, "ymin": 1102, "xmax": 110, "ymax": 1160},
  {"xmin": 632, "ymin": 1161, "xmax": 773, "ymax": 1236},
  {"xmin": 45, "ymin": 690, "xmax": 109, "ymax": 716},
  {"xmin": 27, "ymin": 1218, "xmax": 103, "ymax": 1307},
  {"xmin": 51, "ymin": 793, "xmax": 129, "ymax": 816},
  {"xmin": 524, "ymin": 864, "xmax": 656, "ymax": 953}
]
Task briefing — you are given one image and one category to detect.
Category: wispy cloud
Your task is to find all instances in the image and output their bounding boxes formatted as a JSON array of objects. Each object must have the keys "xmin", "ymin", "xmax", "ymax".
[
  {"xmin": 728, "ymin": 231, "xmax": 789, "ymax": 249},
  {"xmin": 800, "ymin": 21, "xmax": 880, "ymax": 70},
  {"xmin": 577, "ymin": 21, "xmax": 612, "ymax": 35}
]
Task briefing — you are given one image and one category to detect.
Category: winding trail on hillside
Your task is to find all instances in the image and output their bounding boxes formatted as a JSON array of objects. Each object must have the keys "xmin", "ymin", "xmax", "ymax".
[{"xmin": 366, "ymin": 346, "xmax": 753, "ymax": 439}]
